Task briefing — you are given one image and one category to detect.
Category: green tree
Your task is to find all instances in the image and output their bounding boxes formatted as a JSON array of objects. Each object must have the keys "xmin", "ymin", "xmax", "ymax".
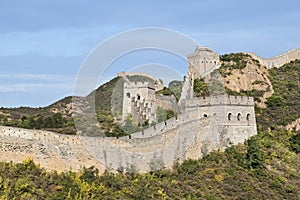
[
  {"xmin": 156, "ymin": 106, "xmax": 167, "ymax": 123},
  {"xmin": 289, "ymin": 132, "xmax": 300, "ymax": 153},
  {"xmin": 97, "ymin": 110, "xmax": 114, "ymax": 132},
  {"xmin": 193, "ymin": 78, "xmax": 209, "ymax": 97},
  {"xmin": 52, "ymin": 112, "xmax": 64, "ymax": 128},
  {"xmin": 246, "ymin": 136, "xmax": 265, "ymax": 170}
]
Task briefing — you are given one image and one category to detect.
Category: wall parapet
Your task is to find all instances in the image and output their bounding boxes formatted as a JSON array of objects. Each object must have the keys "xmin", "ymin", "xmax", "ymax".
[
  {"xmin": 124, "ymin": 81, "xmax": 155, "ymax": 90},
  {"xmin": 183, "ymin": 94, "xmax": 254, "ymax": 108}
]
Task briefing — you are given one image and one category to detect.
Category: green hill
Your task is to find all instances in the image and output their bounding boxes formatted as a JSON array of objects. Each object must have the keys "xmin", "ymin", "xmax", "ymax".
[{"xmin": 0, "ymin": 75, "xmax": 158, "ymax": 136}]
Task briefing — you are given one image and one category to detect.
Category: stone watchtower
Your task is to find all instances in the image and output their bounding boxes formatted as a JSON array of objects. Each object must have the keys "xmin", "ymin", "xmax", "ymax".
[
  {"xmin": 188, "ymin": 46, "xmax": 220, "ymax": 78},
  {"xmin": 122, "ymin": 82, "xmax": 156, "ymax": 124}
]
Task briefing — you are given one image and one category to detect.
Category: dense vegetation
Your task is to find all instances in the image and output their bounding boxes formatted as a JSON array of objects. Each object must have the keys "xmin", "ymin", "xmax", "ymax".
[
  {"xmin": 155, "ymin": 87, "xmax": 174, "ymax": 96},
  {"xmin": 219, "ymin": 53, "xmax": 259, "ymax": 77},
  {"xmin": 156, "ymin": 106, "xmax": 177, "ymax": 123},
  {"xmin": 193, "ymin": 78, "xmax": 209, "ymax": 97},
  {"xmin": 0, "ymin": 97, "xmax": 76, "ymax": 135},
  {"xmin": 168, "ymin": 80, "xmax": 183, "ymax": 100},
  {"xmin": 258, "ymin": 59, "xmax": 300, "ymax": 130},
  {"xmin": 156, "ymin": 80, "xmax": 184, "ymax": 102}
]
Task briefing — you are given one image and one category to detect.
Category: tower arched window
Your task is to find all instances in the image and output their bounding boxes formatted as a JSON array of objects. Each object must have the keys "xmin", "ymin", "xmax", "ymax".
[
  {"xmin": 228, "ymin": 113, "xmax": 232, "ymax": 121},
  {"xmin": 246, "ymin": 113, "xmax": 250, "ymax": 121},
  {"xmin": 127, "ymin": 92, "xmax": 131, "ymax": 98},
  {"xmin": 237, "ymin": 113, "xmax": 241, "ymax": 121}
]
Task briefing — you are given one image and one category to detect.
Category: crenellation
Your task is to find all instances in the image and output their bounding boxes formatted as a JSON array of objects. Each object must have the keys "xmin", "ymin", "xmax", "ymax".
[
  {"xmin": 124, "ymin": 81, "xmax": 156, "ymax": 90},
  {"xmin": 184, "ymin": 95, "xmax": 254, "ymax": 108}
]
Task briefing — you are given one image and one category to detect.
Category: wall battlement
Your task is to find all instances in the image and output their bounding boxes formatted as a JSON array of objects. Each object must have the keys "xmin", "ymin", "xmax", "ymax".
[
  {"xmin": 183, "ymin": 95, "xmax": 254, "ymax": 107},
  {"xmin": 124, "ymin": 81, "xmax": 156, "ymax": 90},
  {"xmin": 117, "ymin": 71, "xmax": 158, "ymax": 81}
]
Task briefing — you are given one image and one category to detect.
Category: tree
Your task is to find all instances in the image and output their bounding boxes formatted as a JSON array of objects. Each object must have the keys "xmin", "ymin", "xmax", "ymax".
[
  {"xmin": 246, "ymin": 136, "xmax": 265, "ymax": 170},
  {"xmin": 52, "ymin": 112, "xmax": 64, "ymax": 128},
  {"xmin": 193, "ymin": 78, "xmax": 209, "ymax": 97}
]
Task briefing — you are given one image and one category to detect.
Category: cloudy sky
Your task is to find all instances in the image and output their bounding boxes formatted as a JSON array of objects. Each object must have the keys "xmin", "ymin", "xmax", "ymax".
[{"xmin": 1, "ymin": 0, "xmax": 300, "ymax": 107}]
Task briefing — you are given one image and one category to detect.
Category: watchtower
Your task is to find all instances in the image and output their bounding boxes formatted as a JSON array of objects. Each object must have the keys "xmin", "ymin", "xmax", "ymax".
[
  {"xmin": 122, "ymin": 82, "xmax": 156, "ymax": 124},
  {"xmin": 188, "ymin": 46, "xmax": 220, "ymax": 78}
]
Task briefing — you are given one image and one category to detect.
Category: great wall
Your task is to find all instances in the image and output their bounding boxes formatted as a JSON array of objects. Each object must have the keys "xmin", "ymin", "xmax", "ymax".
[
  {"xmin": 0, "ymin": 94, "xmax": 256, "ymax": 173},
  {"xmin": 1, "ymin": 46, "xmax": 299, "ymax": 173},
  {"xmin": 246, "ymin": 48, "xmax": 300, "ymax": 68}
]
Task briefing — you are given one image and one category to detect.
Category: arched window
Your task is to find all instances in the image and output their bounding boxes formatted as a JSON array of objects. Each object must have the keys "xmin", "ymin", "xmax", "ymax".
[
  {"xmin": 126, "ymin": 92, "xmax": 131, "ymax": 98},
  {"xmin": 237, "ymin": 113, "xmax": 241, "ymax": 121},
  {"xmin": 228, "ymin": 113, "xmax": 232, "ymax": 121},
  {"xmin": 246, "ymin": 113, "xmax": 250, "ymax": 121}
]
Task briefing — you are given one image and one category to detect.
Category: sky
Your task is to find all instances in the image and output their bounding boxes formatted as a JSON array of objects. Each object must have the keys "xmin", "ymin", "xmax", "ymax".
[{"xmin": 1, "ymin": 0, "xmax": 300, "ymax": 107}]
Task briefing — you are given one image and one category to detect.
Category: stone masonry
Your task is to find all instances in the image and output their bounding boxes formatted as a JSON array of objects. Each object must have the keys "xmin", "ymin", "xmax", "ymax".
[{"xmin": 246, "ymin": 48, "xmax": 300, "ymax": 68}]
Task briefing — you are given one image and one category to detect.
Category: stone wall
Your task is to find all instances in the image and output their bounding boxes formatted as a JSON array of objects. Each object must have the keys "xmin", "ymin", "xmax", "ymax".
[
  {"xmin": 246, "ymin": 49, "xmax": 300, "ymax": 68},
  {"xmin": 0, "ymin": 126, "xmax": 105, "ymax": 173},
  {"xmin": 130, "ymin": 116, "xmax": 179, "ymax": 139},
  {"xmin": 0, "ymin": 93, "xmax": 257, "ymax": 174}
]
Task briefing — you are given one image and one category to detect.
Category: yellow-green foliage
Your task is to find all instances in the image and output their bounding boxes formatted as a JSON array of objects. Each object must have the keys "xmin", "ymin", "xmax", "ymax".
[{"xmin": 0, "ymin": 128, "xmax": 299, "ymax": 199}]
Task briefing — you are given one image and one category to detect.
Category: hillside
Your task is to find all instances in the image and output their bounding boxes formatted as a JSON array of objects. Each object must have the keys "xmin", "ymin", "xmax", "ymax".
[
  {"xmin": 0, "ymin": 74, "xmax": 159, "ymax": 136},
  {"xmin": 0, "ymin": 53, "xmax": 299, "ymax": 199},
  {"xmin": 219, "ymin": 53, "xmax": 273, "ymax": 108},
  {"xmin": 218, "ymin": 55, "xmax": 300, "ymax": 132},
  {"xmin": 0, "ymin": 97, "xmax": 77, "ymax": 135}
]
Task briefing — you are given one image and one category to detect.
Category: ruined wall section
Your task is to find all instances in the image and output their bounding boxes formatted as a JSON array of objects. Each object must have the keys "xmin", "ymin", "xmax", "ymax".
[{"xmin": 178, "ymin": 75, "xmax": 193, "ymax": 106}]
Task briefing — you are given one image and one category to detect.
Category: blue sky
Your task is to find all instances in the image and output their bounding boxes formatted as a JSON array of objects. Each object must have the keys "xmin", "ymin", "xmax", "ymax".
[{"xmin": 1, "ymin": 0, "xmax": 300, "ymax": 107}]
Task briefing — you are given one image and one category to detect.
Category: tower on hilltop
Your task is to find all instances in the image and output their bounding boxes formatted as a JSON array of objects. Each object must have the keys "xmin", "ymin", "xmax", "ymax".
[{"xmin": 188, "ymin": 46, "xmax": 220, "ymax": 79}]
